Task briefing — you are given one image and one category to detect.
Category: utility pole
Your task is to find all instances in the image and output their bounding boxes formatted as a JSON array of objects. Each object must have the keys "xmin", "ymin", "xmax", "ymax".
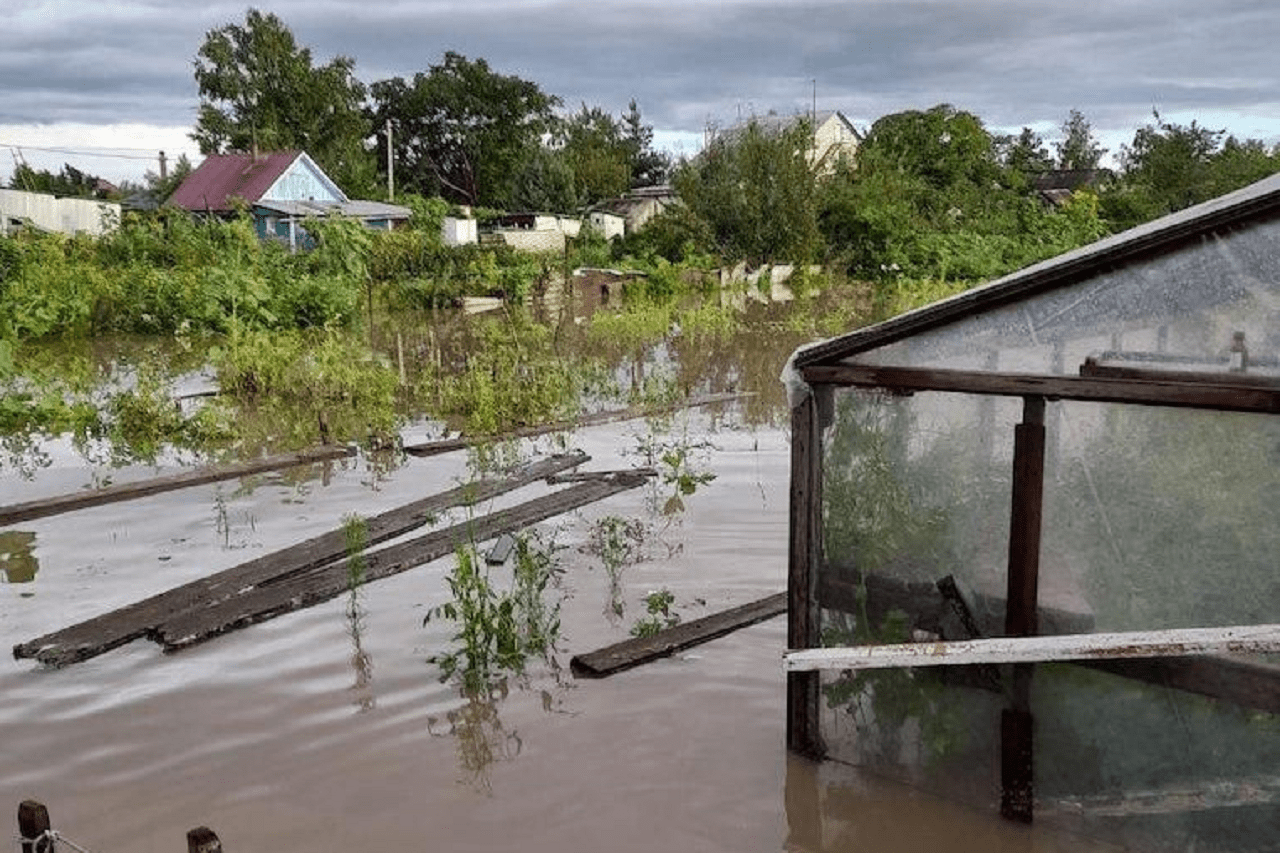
[
  {"xmin": 384, "ymin": 119, "xmax": 394, "ymax": 201},
  {"xmin": 158, "ymin": 150, "xmax": 168, "ymax": 182}
]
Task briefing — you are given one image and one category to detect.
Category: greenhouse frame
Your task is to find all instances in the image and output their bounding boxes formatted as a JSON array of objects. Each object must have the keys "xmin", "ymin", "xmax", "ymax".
[{"xmin": 783, "ymin": 173, "xmax": 1280, "ymax": 848}]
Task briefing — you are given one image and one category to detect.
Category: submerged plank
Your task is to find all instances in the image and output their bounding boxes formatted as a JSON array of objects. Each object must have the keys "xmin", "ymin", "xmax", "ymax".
[
  {"xmin": 1042, "ymin": 775, "xmax": 1280, "ymax": 817},
  {"xmin": 157, "ymin": 473, "xmax": 650, "ymax": 651},
  {"xmin": 784, "ymin": 624, "xmax": 1280, "ymax": 672},
  {"xmin": 13, "ymin": 452, "xmax": 590, "ymax": 667},
  {"xmin": 403, "ymin": 392, "xmax": 753, "ymax": 457},
  {"xmin": 0, "ymin": 446, "xmax": 356, "ymax": 528},
  {"xmin": 570, "ymin": 592, "xmax": 788, "ymax": 678}
]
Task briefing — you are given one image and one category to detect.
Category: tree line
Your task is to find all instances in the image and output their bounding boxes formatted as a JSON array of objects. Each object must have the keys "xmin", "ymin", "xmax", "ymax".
[{"xmin": 9, "ymin": 7, "xmax": 1280, "ymax": 288}]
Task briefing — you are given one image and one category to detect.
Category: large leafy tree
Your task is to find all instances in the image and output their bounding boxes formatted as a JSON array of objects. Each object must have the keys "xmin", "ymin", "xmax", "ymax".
[
  {"xmin": 191, "ymin": 9, "xmax": 374, "ymax": 194},
  {"xmin": 1102, "ymin": 110, "xmax": 1279, "ymax": 229},
  {"xmin": 674, "ymin": 117, "xmax": 822, "ymax": 264},
  {"xmin": 558, "ymin": 104, "xmax": 632, "ymax": 205},
  {"xmin": 369, "ymin": 53, "xmax": 560, "ymax": 208}
]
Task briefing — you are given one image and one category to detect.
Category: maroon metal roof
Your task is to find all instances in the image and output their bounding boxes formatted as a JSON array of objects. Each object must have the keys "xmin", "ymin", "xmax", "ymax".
[{"xmin": 169, "ymin": 151, "xmax": 302, "ymax": 213}]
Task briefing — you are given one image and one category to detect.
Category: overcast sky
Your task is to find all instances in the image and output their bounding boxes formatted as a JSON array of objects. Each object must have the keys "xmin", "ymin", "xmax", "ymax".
[{"xmin": 4, "ymin": 0, "xmax": 1280, "ymax": 185}]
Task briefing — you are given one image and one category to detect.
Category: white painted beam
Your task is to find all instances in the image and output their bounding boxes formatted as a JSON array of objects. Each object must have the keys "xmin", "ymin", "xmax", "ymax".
[{"xmin": 784, "ymin": 624, "xmax": 1280, "ymax": 672}]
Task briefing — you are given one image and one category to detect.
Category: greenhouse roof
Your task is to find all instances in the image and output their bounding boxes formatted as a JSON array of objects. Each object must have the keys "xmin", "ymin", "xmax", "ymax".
[{"xmin": 795, "ymin": 171, "xmax": 1280, "ymax": 369}]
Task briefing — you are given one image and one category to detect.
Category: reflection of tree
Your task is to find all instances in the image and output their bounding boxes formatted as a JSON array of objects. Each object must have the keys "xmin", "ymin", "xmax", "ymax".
[
  {"xmin": 428, "ymin": 683, "xmax": 523, "ymax": 794},
  {"xmin": 0, "ymin": 531, "xmax": 39, "ymax": 585}
]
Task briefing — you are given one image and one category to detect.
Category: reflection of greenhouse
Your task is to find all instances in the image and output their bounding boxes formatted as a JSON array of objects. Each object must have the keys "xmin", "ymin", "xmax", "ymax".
[{"xmin": 783, "ymin": 174, "xmax": 1280, "ymax": 850}]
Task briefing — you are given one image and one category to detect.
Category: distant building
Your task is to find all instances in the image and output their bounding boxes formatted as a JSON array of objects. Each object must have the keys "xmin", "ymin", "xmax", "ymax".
[
  {"xmin": 0, "ymin": 188, "xmax": 119, "ymax": 236},
  {"xmin": 588, "ymin": 184, "xmax": 679, "ymax": 238},
  {"xmin": 1031, "ymin": 169, "xmax": 1110, "ymax": 206},
  {"xmin": 480, "ymin": 213, "xmax": 582, "ymax": 253},
  {"xmin": 169, "ymin": 150, "xmax": 410, "ymax": 250},
  {"xmin": 713, "ymin": 110, "xmax": 860, "ymax": 173}
]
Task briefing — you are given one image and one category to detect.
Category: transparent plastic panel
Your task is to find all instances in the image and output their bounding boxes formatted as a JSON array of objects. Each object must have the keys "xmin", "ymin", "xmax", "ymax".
[
  {"xmin": 1032, "ymin": 663, "xmax": 1280, "ymax": 852},
  {"xmin": 850, "ymin": 219, "xmax": 1280, "ymax": 377},
  {"xmin": 1044, "ymin": 401, "xmax": 1280, "ymax": 631},
  {"xmin": 820, "ymin": 388, "xmax": 1018, "ymax": 639}
]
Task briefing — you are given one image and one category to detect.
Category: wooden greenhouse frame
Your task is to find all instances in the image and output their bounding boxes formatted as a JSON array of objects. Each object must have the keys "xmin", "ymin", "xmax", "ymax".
[{"xmin": 784, "ymin": 173, "xmax": 1280, "ymax": 824}]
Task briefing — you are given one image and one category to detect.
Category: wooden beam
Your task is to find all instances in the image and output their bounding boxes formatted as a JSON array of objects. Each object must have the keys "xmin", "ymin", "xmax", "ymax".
[
  {"xmin": 155, "ymin": 474, "xmax": 649, "ymax": 651},
  {"xmin": 787, "ymin": 390, "xmax": 824, "ymax": 757},
  {"xmin": 569, "ymin": 592, "xmax": 787, "ymax": 677},
  {"xmin": 403, "ymin": 392, "xmax": 754, "ymax": 457},
  {"xmin": 801, "ymin": 364, "xmax": 1280, "ymax": 414},
  {"xmin": 784, "ymin": 624, "xmax": 1280, "ymax": 671},
  {"xmin": 14, "ymin": 452, "xmax": 590, "ymax": 666},
  {"xmin": 0, "ymin": 445, "xmax": 355, "ymax": 528}
]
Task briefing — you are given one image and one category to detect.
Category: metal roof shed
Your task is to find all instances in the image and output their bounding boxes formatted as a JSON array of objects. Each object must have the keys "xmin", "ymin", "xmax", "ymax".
[{"xmin": 783, "ymin": 172, "xmax": 1280, "ymax": 846}]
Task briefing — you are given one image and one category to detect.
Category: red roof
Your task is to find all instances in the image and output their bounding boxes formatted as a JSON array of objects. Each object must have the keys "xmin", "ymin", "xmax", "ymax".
[{"xmin": 169, "ymin": 151, "xmax": 303, "ymax": 213}]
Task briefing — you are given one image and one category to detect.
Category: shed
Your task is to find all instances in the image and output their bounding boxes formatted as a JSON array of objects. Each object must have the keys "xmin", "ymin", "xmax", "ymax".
[{"xmin": 783, "ymin": 172, "xmax": 1280, "ymax": 847}]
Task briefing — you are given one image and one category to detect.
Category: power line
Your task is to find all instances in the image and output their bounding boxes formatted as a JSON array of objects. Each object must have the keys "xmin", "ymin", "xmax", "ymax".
[{"xmin": 0, "ymin": 143, "xmax": 168, "ymax": 161}]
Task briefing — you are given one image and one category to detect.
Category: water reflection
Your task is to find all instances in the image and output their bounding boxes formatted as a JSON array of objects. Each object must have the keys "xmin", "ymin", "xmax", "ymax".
[
  {"xmin": 428, "ymin": 683, "xmax": 523, "ymax": 794},
  {"xmin": 0, "ymin": 530, "xmax": 38, "ymax": 588}
]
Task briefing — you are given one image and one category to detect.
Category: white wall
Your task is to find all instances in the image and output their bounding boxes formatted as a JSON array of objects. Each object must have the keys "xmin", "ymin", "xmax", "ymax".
[{"xmin": 0, "ymin": 189, "xmax": 119, "ymax": 236}]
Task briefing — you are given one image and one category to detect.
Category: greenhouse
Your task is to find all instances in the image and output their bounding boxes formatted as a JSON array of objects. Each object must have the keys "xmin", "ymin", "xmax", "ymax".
[{"xmin": 783, "ymin": 173, "xmax": 1280, "ymax": 850}]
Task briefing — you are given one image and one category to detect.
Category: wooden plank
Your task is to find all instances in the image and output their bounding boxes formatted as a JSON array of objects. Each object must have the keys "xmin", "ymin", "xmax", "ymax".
[
  {"xmin": 156, "ymin": 474, "xmax": 649, "ymax": 651},
  {"xmin": 1080, "ymin": 654, "xmax": 1280, "ymax": 716},
  {"xmin": 1041, "ymin": 775, "xmax": 1280, "ymax": 817},
  {"xmin": 403, "ymin": 392, "xmax": 753, "ymax": 457},
  {"xmin": 784, "ymin": 624, "xmax": 1280, "ymax": 672},
  {"xmin": 570, "ymin": 592, "xmax": 787, "ymax": 678},
  {"xmin": 787, "ymin": 389, "xmax": 824, "ymax": 756},
  {"xmin": 13, "ymin": 452, "xmax": 590, "ymax": 666},
  {"xmin": 1081, "ymin": 357, "xmax": 1280, "ymax": 389},
  {"xmin": 801, "ymin": 363, "xmax": 1280, "ymax": 414},
  {"xmin": 0, "ymin": 445, "xmax": 356, "ymax": 528}
]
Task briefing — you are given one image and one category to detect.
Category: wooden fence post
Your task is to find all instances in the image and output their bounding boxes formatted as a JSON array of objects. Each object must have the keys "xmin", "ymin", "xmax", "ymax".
[
  {"xmin": 187, "ymin": 826, "xmax": 223, "ymax": 853},
  {"xmin": 18, "ymin": 800, "xmax": 53, "ymax": 853}
]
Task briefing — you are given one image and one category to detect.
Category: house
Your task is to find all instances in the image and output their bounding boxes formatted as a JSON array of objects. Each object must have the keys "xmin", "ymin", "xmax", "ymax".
[
  {"xmin": 1031, "ymin": 168, "xmax": 1109, "ymax": 206},
  {"xmin": 0, "ymin": 188, "xmax": 119, "ymax": 236},
  {"xmin": 169, "ymin": 150, "xmax": 410, "ymax": 249},
  {"xmin": 783, "ymin": 172, "xmax": 1280, "ymax": 842},
  {"xmin": 713, "ymin": 110, "xmax": 859, "ymax": 173},
  {"xmin": 588, "ymin": 184, "xmax": 679, "ymax": 238}
]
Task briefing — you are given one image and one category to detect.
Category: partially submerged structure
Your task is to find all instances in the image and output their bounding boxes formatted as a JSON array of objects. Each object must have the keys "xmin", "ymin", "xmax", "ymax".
[
  {"xmin": 169, "ymin": 151, "xmax": 409, "ymax": 249},
  {"xmin": 784, "ymin": 172, "xmax": 1280, "ymax": 849}
]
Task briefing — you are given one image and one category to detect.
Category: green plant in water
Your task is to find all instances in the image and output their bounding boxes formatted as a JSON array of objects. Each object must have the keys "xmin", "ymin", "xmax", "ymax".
[
  {"xmin": 426, "ymin": 530, "xmax": 563, "ymax": 693},
  {"xmin": 584, "ymin": 514, "xmax": 647, "ymax": 618},
  {"xmin": 630, "ymin": 588, "xmax": 679, "ymax": 637}
]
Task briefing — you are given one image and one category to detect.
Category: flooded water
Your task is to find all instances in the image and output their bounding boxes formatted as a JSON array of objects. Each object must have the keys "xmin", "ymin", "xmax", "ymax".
[{"xmin": 0, "ymin": 302, "xmax": 1130, "ymax": 852}]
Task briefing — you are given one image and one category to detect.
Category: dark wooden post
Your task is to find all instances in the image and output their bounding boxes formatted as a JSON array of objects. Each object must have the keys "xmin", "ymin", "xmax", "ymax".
[
  {"xmin": 1001, "ymin": 395, "xmax": 1046, "ymax": 822},
  {"xmin": 187, "ymin": 826, "xmax": 223, "ymax": 853},
  {"xmin": 787, "ymin": 386, "xmax": 826, "ymax": 757},
  {"xmin": 18, "ymin": 800, "xmax": 53, "ymax": 853}
]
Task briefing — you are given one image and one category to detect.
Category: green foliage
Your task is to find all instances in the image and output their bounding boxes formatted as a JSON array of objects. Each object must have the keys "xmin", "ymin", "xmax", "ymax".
[
  {"xmin": 369, "ymin": 52, "xmax": 561, "ymax": 208},
  {"xmin": 8, "ymin": 162, "xmax": 108, "ymax": 198},
  {"xmin": 426, "ymin": 532, "xmax": 563, "ymax": 693},
  {"xmin": 192, "ymin": 8, "xmax": 374, "ymax": 194},
  {"xmin": 1101, "ymin": 110, "xmax": 1280, "ymax": 230},
  {"xmin": 674, "ymin": 117, "xmax": 822, "ymax": 265},
  {"xmin": 1054, "ymin": 108, "xmax": 1106, "ymax": 170},
  {"xmin": 630, "ymin": 588, "xmax": 679, "ymax": 637}
]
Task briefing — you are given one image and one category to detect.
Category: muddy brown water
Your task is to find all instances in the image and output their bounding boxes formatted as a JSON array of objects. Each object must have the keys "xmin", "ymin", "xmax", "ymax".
[{"xmin": 0, "ymin": 408, "xmax": 1127, "ymax": 853}]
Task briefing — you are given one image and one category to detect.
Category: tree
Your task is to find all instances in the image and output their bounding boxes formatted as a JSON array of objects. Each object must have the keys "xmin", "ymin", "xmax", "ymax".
[
  {"xmin": 621, "ymin": 100, "xmax": 670, "ymax": 187},
  {"xmin": 191, "ymin": 9, "xmax": 374, "ymax": 194},
  {"xmin": 997, "ymin": 127, "xmax": 1053, "ymax": 177},
  {"xmin": 369, "ymin": 53, "xmax": 560, "ymax": 208},
  {"xmin": 1054, "ymin": 109, "xmax": 1105, "ymax": 171},
  {"xmin": 674, "ymin": 117, "xmax": 822, "ymax": 264},
  {"xmin": 145, "ymin": 154, "xmax": 194, "ymax": 203},
  {"xmin": 558, "ymin": 104, "xmax": 632, "ymax": 205},
  {"xmin": 8, "ymin": 163, "xmax": 105, "ymax": 197}
]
